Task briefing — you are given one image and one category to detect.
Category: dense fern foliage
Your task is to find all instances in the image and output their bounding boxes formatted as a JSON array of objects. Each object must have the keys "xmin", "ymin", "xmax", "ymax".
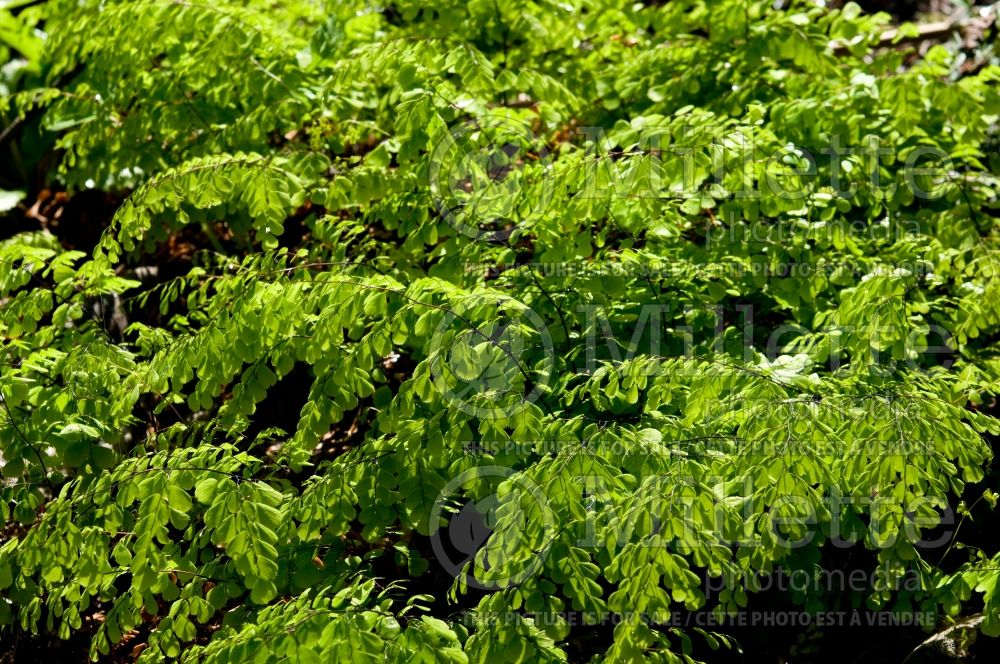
[{"xmin": 1, "ymin": 0, "xmax": 1000, "ymax": 661}]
